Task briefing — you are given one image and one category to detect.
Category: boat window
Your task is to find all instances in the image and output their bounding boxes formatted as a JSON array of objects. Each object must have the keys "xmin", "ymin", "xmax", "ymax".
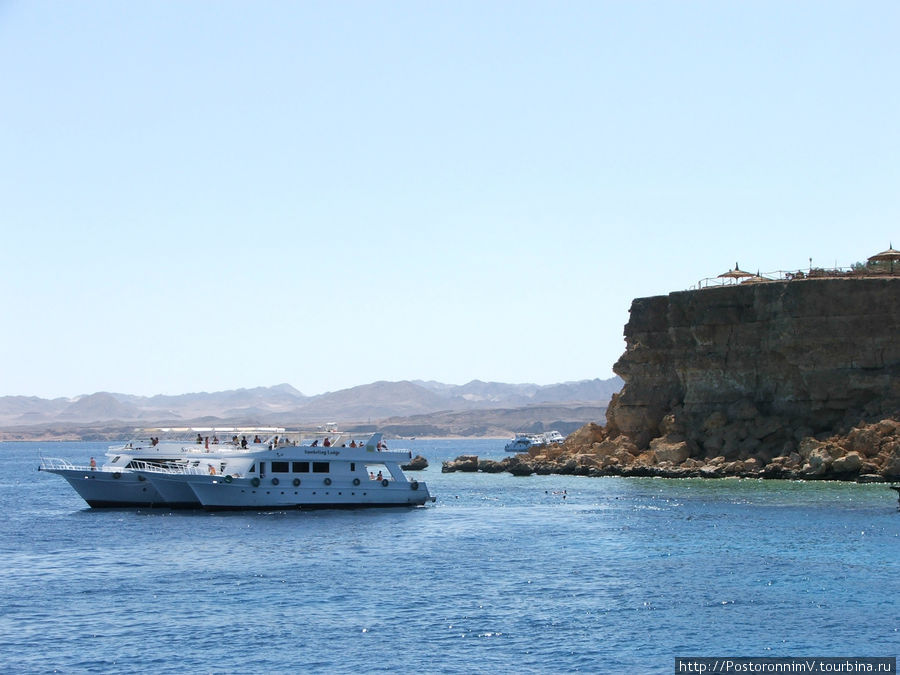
[
  {"xmin": 259, "ymin": 461, "xmax": 266, "ymax": 476},
  {"xmin": 112, "ymin": 456, "xmax": 120, "ymax": 463},
  {"xmin": 249, "ymin": 464, "xmax": 256, "ymax": 473},
  {"xmin": 271, "ymin": 461, "xmax": 289, "ymax": 473},
  {"xmin": 312, "ymin": 462, "xmax": 329, "ymax": 473},
  {"xmin": 366, "ymin": 463, "xmax": 388, "ymax": 478},
  {"xmin": 292, "ymin": 461, "xmax": 309, "ymax": 473},
  {"xmin": 350, "ymin": 462, "xmax": 355, "ymax": 471}
]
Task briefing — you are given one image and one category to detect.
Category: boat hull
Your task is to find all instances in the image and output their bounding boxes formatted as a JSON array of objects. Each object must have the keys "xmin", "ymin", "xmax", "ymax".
[
  {"xmin": 43, "ymin": 468, "xmax": 168, "ymax": 508},
  {"xmin": 188, "ymin": 476, "xmax": 432, "ymax": 510},
  {"xmin": 136, "ymin": 473, "xmax": 203, "ymax": 508}
]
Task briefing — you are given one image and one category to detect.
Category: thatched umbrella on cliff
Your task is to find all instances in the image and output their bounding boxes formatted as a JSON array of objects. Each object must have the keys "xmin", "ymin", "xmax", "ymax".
[
  {"xmin": 717, "ymin": 262, "xmax": 754, "ymax": 283},
  {"xmin": 740, "ymin": 269, "xmax": 767, "ymax": 284},
  {"xmin": 867, "ymin": 244, "xmax": 900, "ymax": 273}
]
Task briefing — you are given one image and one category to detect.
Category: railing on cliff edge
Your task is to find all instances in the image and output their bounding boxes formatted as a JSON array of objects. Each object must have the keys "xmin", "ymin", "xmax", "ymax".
[{"xmin": 693, "ymin": 266, "xmax": 897, "ymax": 290}]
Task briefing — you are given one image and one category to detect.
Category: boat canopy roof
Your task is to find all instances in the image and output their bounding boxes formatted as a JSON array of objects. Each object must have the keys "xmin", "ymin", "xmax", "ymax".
[{"xmin": 136, "ymin": 427, "xmax": 286, "ymax": 434}]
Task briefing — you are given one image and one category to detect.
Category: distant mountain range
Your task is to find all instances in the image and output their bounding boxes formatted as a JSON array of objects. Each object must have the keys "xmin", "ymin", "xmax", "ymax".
[{"xmin": 0, "ymin": 378, "xmax": 622, "ymax": 437}]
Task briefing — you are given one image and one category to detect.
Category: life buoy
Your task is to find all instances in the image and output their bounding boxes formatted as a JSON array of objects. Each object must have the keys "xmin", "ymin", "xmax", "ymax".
[
  {"xmin": 224, "ymin": 475, "xmax": 233, "ymax": 483},
  {"xmin": 324, "ymin": 478, "xmax": 332, "ymax": 486},
  {"xmin": 251, "ymin": 477, "xmax": 260, "ymax": 487},
  {"xmin": 353, "ymin": 478, "xmax": 360, "ymax": 486},
  {"xmin": 410, "ymin": 480, "xmax": 419, "ymax": 490},
  {"xmin": 293, "ymin": 478, "xmax": 301, "ymax": 487},
  {"xmin": 137, "ymin": 475, "xmax": 146, "ymax": 482},
  {"xmin": 112, "ymin": 472, "xmax": 121, "ymax": 479},
  {"xmin": 381, "ymin": 479, "xmax": 389, "ymax": 487},
  {"xmin": 271, "ymin": 477, "xmax": 279, "ymax": 485}
]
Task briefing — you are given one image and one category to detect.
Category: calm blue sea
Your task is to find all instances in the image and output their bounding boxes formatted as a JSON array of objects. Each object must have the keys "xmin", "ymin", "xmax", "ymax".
[{"xmin": 1, "ymin": 439, "xmax": 898, "ymax": 674}]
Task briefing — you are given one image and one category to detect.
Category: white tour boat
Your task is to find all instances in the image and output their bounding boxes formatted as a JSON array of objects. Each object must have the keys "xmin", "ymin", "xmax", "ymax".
[
  {"xmin": 39, "ymin": 427, "xmax": 285, "ymax": 508},
  {"xmin": 40, "ymin": 429, "xmax": 432, "ymax": 510},
  {"xmin": 543, "ymin": 430, "xmax": 566, "ymax": 445},
  {"xmin": 134, "ymin": 433, "xmax": 431, "ymax": 510},
  {"xmin": 504, "ymin": 430, "xmax": 566, "ymax": 452}
]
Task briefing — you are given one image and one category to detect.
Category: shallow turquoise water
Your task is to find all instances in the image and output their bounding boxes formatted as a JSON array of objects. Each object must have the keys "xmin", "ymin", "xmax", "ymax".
[{"xmin": 2, "ymin": 439, "xmax": 898, "ymax": 673}]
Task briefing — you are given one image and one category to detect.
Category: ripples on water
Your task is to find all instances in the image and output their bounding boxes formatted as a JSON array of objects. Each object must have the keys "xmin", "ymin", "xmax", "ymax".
[{"xmin": 2, "ymin": 440, "xmax": 898, "ymax": 673}]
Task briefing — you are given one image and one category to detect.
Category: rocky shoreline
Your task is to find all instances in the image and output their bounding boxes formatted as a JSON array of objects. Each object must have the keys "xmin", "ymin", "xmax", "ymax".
[{"xmin": 443, "ymin": 416, "xmax": 900, "ymax": 482}]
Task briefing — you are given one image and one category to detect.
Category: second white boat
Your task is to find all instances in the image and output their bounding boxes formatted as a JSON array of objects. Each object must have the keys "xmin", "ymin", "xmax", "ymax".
[{"xmin": 135, "ymin": 433, "xmax": 432, "ymax": 510}]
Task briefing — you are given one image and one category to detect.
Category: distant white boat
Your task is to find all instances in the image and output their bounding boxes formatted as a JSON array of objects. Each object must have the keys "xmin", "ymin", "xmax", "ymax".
[
  {"xmin": 504, "ymin": 430, "xmax": 565, "ymax": 452},
  {"xmin": 543, "ymin": 430, "xmax": 566, "ymax": 444},
  {"xmin": 505, "ymin": 433, "xmax": 541, "ymax": 452}
]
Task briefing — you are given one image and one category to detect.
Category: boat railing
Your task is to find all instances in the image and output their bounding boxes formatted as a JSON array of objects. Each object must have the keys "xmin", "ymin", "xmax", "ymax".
[
  {"xmin": 178, "ymin": 441, "xmax": 262, "ymax": 455},
  {"xmin": 129, "ymin": 460, "xmax": 208, "ymax": 475},
  {"xmin": 40, "ymin": 457, "xmax": 101, "ymax": 472},
  {"xmin": 120, "ymin": 430, "xmax": 371, "ymax": 453},
  {"xmin": 691, "ymin": 266, "xmax": 872, "ymax": 290}
]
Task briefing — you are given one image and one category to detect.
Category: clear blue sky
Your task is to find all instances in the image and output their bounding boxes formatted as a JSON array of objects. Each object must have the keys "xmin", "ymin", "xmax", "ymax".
[{"xmin": 2, "ymin": 1, "xmax": 897, "ymax": 399}]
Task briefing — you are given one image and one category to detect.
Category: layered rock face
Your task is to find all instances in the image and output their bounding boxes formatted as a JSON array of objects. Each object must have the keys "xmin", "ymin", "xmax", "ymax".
[{"xmin": 608, "ymin": 278, "xmax": 899, "ymax": 459}]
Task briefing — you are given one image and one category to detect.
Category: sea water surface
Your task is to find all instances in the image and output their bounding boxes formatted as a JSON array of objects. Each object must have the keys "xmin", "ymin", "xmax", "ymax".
[{"xmin": 2, "ymin": 439, "xmax": 898, "ymax": 673}]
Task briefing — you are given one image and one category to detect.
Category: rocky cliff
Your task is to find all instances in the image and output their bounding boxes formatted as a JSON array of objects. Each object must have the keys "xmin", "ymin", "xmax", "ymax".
[
  {"xmin": 445, "ymin": 278, "xmax": 900, "ymax": 480},
  {"xmin": 609, "ymin": 278, "xmax": 899, "ymax": 452},
  {"xmin": 590, "ymin": 277, "xmax": 899, "ymax": 479}
]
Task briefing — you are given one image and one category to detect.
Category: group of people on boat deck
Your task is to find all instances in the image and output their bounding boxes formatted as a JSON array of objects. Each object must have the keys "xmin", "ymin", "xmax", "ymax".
[
  {"xmin": 176, "ymin": 433, "xmax": 392, "ymax": 451},
  {"xmin": 195, "ymin": 434, "xmax": 223, "ymax": 449},
  {"xmin": 369, "ymin": 470, "xmax": 385, "ymax": 481}
]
